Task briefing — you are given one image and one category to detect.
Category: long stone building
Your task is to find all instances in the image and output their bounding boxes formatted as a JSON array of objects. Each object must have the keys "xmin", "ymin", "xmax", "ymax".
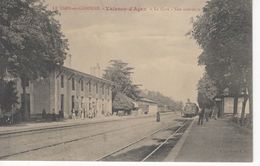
[{"xmin": 14, "ymin": 66, "xmax": 113, "ymax": 119}]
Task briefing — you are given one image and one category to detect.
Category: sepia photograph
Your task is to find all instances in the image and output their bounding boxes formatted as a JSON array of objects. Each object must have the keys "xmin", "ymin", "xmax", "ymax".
[{"xmin": 0, "ymin": 0, "xmax": 255, "ymax": 164}]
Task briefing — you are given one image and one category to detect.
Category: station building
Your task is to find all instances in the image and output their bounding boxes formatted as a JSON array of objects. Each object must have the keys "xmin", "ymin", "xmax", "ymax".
[{"xmin": 14, "ymin": 66, "xmax": 113, "ymax": 119}]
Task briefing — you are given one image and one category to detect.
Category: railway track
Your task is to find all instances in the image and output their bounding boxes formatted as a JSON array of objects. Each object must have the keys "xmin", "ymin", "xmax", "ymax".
[
  {"xmin": 97, "ymin": 119, "xmax": 192, "ymax": 161},
  {"xmin": 0, "ymin": 115, "xmax": 181, "ymax": 160},
  {"xmin": 0, "ymin": 112, "xmax": 175, "ymax": 138}
]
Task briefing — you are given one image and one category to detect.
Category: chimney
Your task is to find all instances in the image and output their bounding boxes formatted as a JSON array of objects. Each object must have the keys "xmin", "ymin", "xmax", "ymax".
[
  {"xmin": 96, "ymin": 63, "xmax": 101, "ymax": 77},
  {"xmin": 66, "ymin": 54, "xmax": 72, "ymax": 67},
  {"xmin": 90, "ymin": 63, "xmax": 102, "ymax": 78},
  {"xmin": 90, "ymin": 66, "xmax": 94, "ymax": 75}
]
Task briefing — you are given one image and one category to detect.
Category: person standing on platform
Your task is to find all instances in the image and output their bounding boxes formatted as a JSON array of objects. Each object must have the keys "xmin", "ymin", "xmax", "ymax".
[
  {"xmin": 72, "ymin": 108, "xmax": 76, "ymax": 120},
  {"xmin": 75, "ymin": 96, "xmax": 79, "ymax": 119},
  {"xmin": 198, "ymin": 107, "xmax": 205, "ymax": 125},
  {"xmin": 211, "ymin": 104, "xmax": 219, "ymax": 120},
  {"xmin": 156, "ymin": 111, "xmax": 160, "ymax": 122},
  {"xmin": 205, "ymin": 107, "xmax": 211, "ymax": 122}
]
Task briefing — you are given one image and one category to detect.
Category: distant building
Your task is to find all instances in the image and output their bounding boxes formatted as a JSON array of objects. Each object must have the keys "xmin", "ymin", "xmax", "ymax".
[
  {"xmin": 14, "ymin": 66, "xmax": 113, "ymax": 119},
  {"xmin": 158, "ymin": 104, "xmax": 171, "ymax": 112},
  {"xmin": 137, "ymin": 98, "xmax": 158, "ymax": 115}
]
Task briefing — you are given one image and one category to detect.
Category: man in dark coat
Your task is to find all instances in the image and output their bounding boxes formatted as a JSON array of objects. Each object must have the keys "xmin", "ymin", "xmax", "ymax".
[
  {"xmin": 156, "ymin": 111, "xmax": 160, "ymax": 122},
  {"xmin": 198, "ymin": 107, "xmax": 205, "ymax": 125}
]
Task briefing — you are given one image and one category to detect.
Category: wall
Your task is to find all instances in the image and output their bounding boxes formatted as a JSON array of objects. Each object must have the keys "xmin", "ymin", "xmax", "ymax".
[
  {"xmin": 138, "ymin": 102, "xmax": 149, "ymax": 114},
  {"xmin": 49, "ymin": 71, "xmax": 56, "ymax": 114},
  {"xmin": 149, "ymin": 103, "xmax": 158, "ymax": 115},
  {"xmin": 11, "ymin": 68, "xmax": 113, "ymax": 119},
  {"xmin": 14, "ymin": 78, "xmax": 33, "ymax": 115},
  {"xmin": 53, "ymin": 68, "xmax": 113, "ymax": 118},
  {"xmin": 223, "ymin": 97, "xmax": 250, "ymax": 116},
  {"xmin": 31, "ymin": 78, "xmax": 51, "ymax": 116},
  {"xmin": 138, "ymin": 101, "xmax": 158, "ymax": 115},
  {"xmin": 223, "ymin": 97, "xmax": 234, "ymax": 114}
]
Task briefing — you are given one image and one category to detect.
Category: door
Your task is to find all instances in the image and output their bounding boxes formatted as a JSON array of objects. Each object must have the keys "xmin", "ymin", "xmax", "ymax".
[
  {"xmin": 61, "ymin": 94, "xmax": 64, "ymax": 114},
  {"xmin": 21, "ymin": 94, "xmax": 30, "ymax": 119}
]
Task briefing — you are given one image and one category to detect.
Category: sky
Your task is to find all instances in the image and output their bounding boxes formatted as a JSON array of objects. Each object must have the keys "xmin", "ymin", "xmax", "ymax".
[{"xmin": 45, "ymin": 0, "xmax": 208, "ymax": 102}]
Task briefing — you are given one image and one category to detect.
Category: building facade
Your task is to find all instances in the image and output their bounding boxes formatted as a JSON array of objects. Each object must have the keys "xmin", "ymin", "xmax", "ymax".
[
  {"xmin": 137, "ymin": 98, "xmax": 158, "ymax": 115},
  {"xmin": 158, "ymin": 104, "xmax": 172, "ymax": 112},
  {"xmin": 14, "ymin": 66, "xmax": 113, "ymax": 119}
]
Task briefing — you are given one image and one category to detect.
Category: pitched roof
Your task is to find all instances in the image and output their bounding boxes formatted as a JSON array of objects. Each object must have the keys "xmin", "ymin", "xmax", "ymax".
[
  {"xmin": 138, "ymin": 97, "xmax": 157, "ymax": 104},
  {"xmin": 113, "ymin": 92, "xmax": 135, "ymax": 110},
  {"xmin": 60, "ymin": 66, "xmax": 114, "ymax": 85}
]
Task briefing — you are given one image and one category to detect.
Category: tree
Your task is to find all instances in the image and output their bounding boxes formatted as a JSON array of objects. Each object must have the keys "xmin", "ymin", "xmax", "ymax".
[
  {"xmin": 0, "ymin": 0, "xmax": 69, "ymax": 120},
  {"xmin": 197, "ymin": 73, "xmax": 218, "ymax": 108},
  {"xmin": 191, "ymin": 0, "xmax": 252, "ymax": 123},
  {"xmin": 140, "ymin": 90, "xmax": 183, "ymax": 111},
  {"xmin": 103, "ymin": 60, "xmax": 141, "ymax": 102},
  {"xmin": 112, "ymin": 92, "xmax": 135, "ymax": 113},
  {"xmin": 0, "ymin": 80, "xmax": 18, "ymax": 113}
]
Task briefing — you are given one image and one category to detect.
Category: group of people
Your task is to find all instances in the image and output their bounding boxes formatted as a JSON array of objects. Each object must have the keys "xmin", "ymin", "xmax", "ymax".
[
  {"xmin": 70, "ymin": 96, "xmax": 100, "ymax": 119},
  {"xmin": 197, "ymin": 104, "xmax": 219, "ymax": 125},
  {"xmin": 71, "ymin": 104, "xmax": 97, "ymax": 120}
]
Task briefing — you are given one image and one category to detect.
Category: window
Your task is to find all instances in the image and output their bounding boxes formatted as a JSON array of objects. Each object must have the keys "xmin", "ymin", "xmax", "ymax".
[
  {"xmin": 71, "ymin": 95, "xmax": 75, "ymax": 110},
  {"xmin": 81, "ymin": 96, "xmax": 84, "ymax": 108},
  {"xmin": 61, "ymin": 75, "xmax": 64, "ymax": 88},
  {"xmin": 80, "ymin": 80, "xmax": 84, "ymax": 91},
  {"xmin": 102, "ymin": 99, "xmax": 104, "ymax": 114},
  {"xmin": 88, "ymin": 82, "xmax": 91, "ymax": 92},
  {"xmin": 61, "ymin": 94, "xmax": 64, "ymax": 111},
  {"xmin": 102, "ymin": 85, "xmax": 104, "ymax": 95},
  {"xmin": 72, "ymin": 77, "xmax": 75, "ymax": 90},
  {"xmin": 96, "ymin": 83, "xmax": 98, "ymax": 93},
  {"xmin": 89, "ymin": 97, "xmax": 91, "ymax": 110},
  {"xmin": 96, "ymin": 98, "xmax": 98, "ymax": 111}
]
